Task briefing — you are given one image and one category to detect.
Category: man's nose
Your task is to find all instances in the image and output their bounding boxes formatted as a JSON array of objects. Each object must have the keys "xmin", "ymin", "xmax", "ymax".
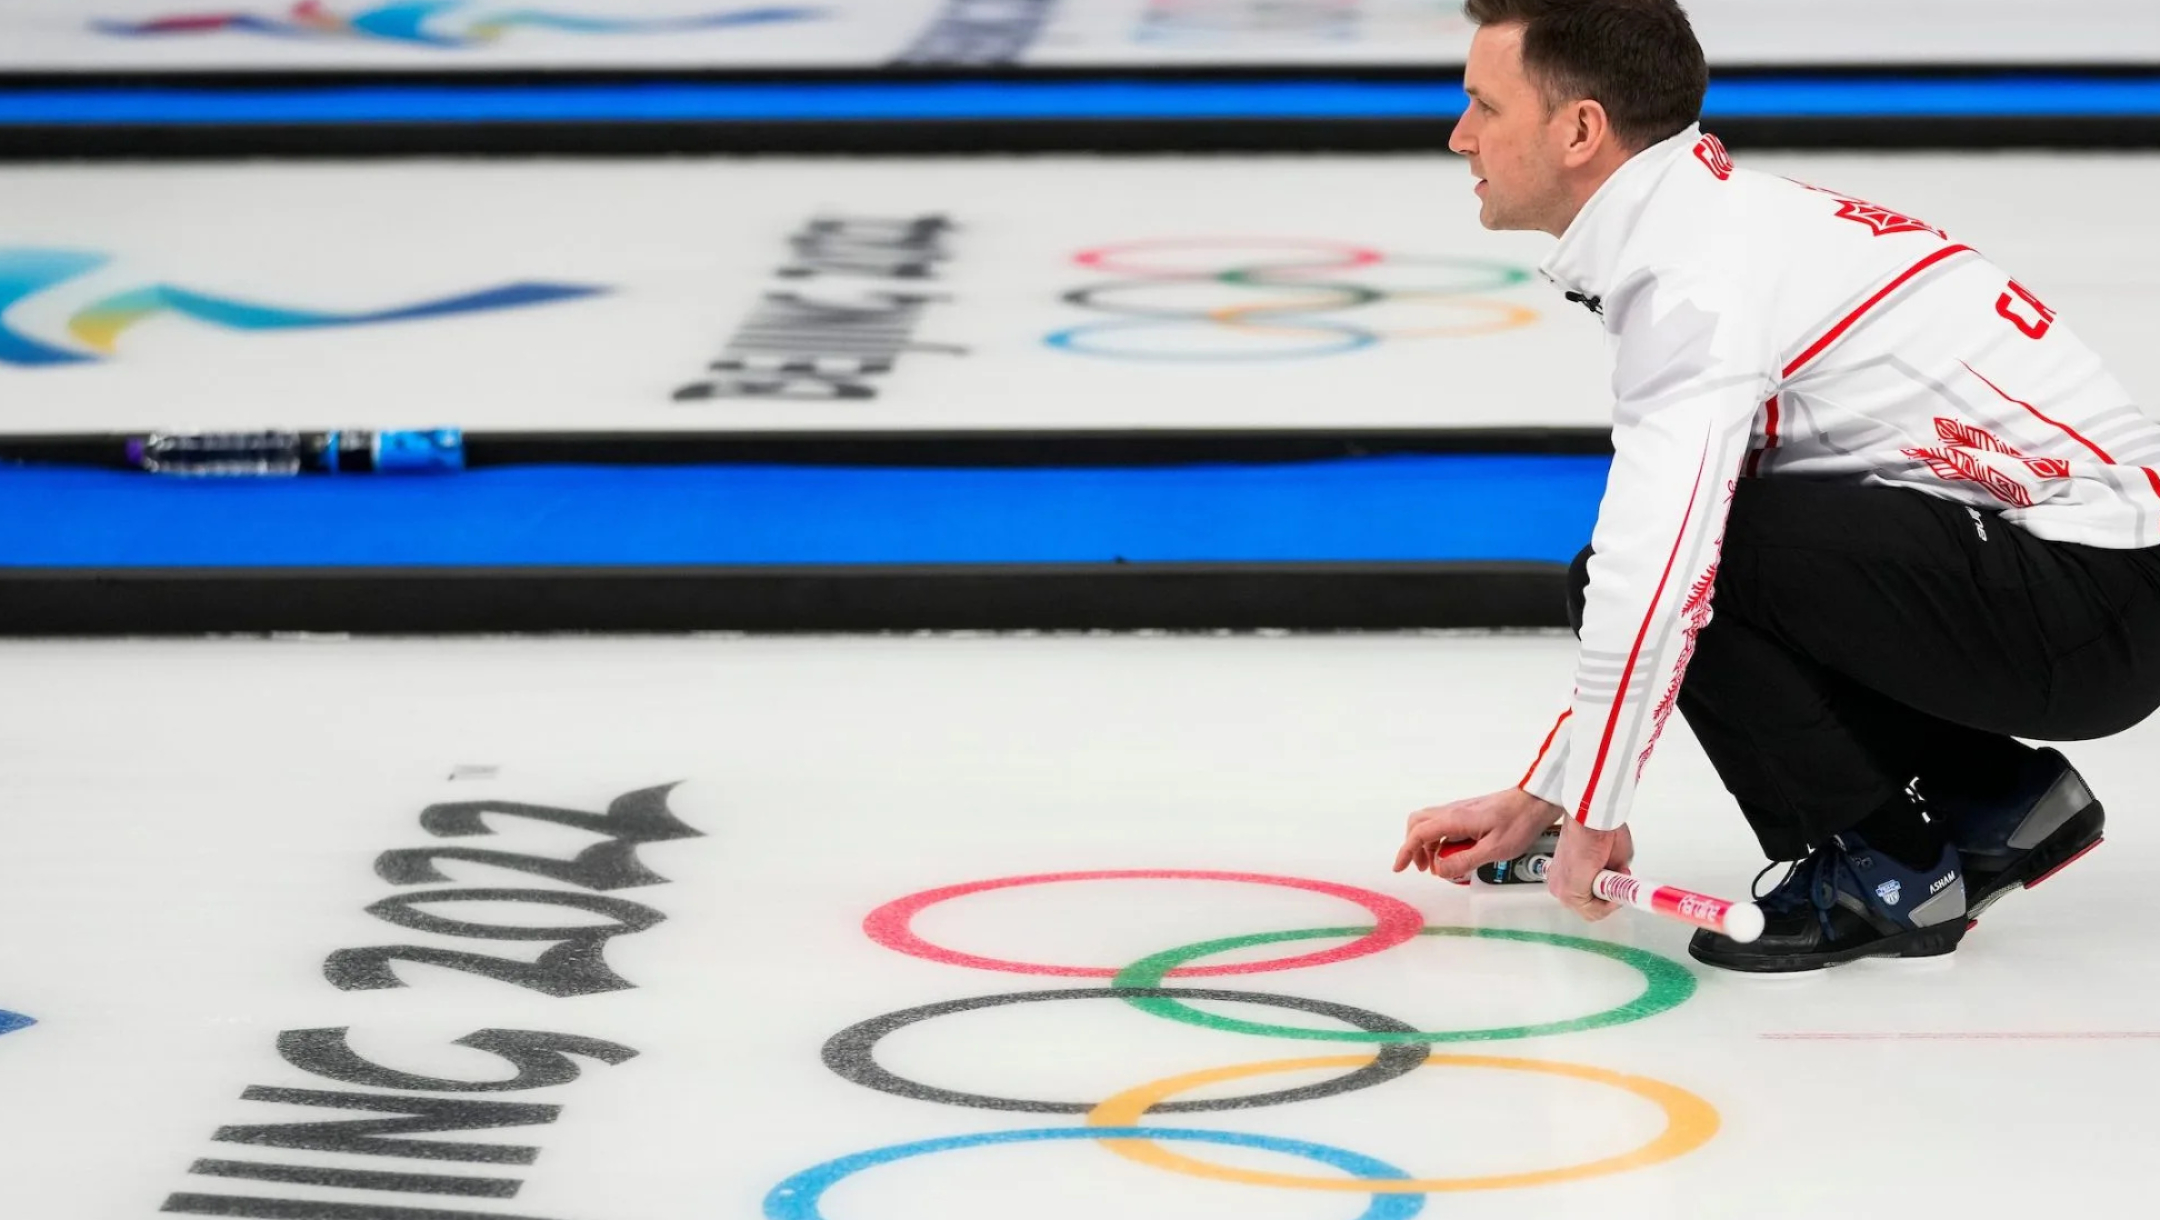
[{"xmin": 1448, "ymin": 106, "xmax": 1476, "ymax": 156}]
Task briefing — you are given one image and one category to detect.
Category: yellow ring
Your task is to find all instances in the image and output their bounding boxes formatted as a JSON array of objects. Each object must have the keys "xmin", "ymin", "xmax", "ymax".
[
  {"xmin": 1375, "ymin": 294, "xmax": 1543, "ymax": 339},
  {"xmin": 1084, "ymin": 1053, "xmax": 1720, "ymax": 1193},
  {"xmin": 1205, "ymin": 295, "xmax": 1542, "ymax": 341}
]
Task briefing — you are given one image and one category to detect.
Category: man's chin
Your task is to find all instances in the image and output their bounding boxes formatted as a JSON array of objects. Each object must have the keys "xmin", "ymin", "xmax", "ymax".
[{"xmin": 1478, "ymin": 201, "xmax": 1533, "ymax": 232}]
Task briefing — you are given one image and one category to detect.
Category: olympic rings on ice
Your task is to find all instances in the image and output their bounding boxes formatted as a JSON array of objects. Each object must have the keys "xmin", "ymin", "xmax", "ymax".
[
  {"xmin": 1085, "ymin": 1053, "xmax": 1721, "ymax": 1193},
  {"xmin": 1113, "ymin": 925, "xmax": 1697, "ymax": 1042},
  {"xmin": 779, "ymin": 869, "xmax": 1718, "ymax": 1213},
  {"xmin": 763, "ymin": 1126, "xmax": 1428, "ymax": 1220},
  {"xmin": 821, "ymin": 986, "xmax": 1431, "ymax": 1113},
  {"xmin": 863, "ymin": 869, "xmax": 1425, "ymax": 978}
]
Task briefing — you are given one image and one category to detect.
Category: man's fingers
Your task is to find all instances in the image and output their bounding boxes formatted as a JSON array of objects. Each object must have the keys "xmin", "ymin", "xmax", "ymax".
[
  {"xmin": 1394, "ymin": 833, "xmax": 1445, "ymax": 873},
  {"xmin": 1546, "ymin": 869, "xmax": 1619, "ymax": 922},
  {"xmin": 1565, "ymin": 896, "xmax": 1615, "ymax": 921},
  {"xmin": 1404, "ymin": 810, "xmax": 1471, "ymax": 842},
  {"xmin": 1396, "ymin": 834, "xmax": 1476, "ymax": 880},
  {"xmin": 1405, "ymin": 801, "xmax": 1475, "ymax": 831},
  {"xmin": 1429, "ymin": 836, "xmax": 1501, "ymax": 882}
]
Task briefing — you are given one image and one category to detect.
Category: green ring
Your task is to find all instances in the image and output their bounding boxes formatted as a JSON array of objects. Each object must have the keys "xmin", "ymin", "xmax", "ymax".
[
  {"xmin": 1218, "ymin": 258, "xmax": 1535, "ymax": 297},
  {"xmin": 1110, "ymin": 926, "xmax": 1696, "ymax": 1043}
]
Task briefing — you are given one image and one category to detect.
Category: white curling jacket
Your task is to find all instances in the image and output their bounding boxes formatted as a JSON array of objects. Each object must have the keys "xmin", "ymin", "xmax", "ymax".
[{"xmin": 1518, "ymin": 124, "xmax": 2160, "ymax": 832}]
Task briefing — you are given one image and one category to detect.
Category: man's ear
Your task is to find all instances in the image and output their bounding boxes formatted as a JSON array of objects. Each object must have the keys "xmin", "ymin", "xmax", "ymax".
[{"xmin": 1563, "ymin": 99, "xmax": 1613, "ymax": 168}]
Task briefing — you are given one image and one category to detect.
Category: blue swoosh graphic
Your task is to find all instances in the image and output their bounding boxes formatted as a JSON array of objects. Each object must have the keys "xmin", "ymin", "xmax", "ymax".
[
  {"xmin": 0, "ymin": 247, "xmax": 604, "ymax": 366},
  {"xmin": 147, "ymin": 281, "xmax": 605, "ymax": 331},
  {"xmin": 95, "ymin": 3, "xmax": 826, "ymax": 46},
  {"xmin": 0, "ymin": 248, "xmax": 106, "ymax": 367},
  {"xmin": 348, "ymin": 1, "xmax": 467, "ymax": 46}
]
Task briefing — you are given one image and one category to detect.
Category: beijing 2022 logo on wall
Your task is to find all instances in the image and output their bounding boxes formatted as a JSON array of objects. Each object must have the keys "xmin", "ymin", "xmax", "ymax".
[
  {"xmin": 0, "ymin": 248, "xmax": 602, "ymax": 368},
  {"xmin": 94, "ymin": 1, "xmax": 826, "ymax": 47},
  {"xmin": 0, "ymin": 1010, "xmax": 32, "ymax": 1037}
]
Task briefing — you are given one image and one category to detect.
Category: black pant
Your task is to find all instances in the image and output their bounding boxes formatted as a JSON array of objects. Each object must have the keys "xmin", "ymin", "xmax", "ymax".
[{"xmin": 1568, "ymin": 478, "xmax": 2160, "ymax": 860}]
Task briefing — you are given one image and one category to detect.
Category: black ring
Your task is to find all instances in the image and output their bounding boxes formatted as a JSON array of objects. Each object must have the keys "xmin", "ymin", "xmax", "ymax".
[
  {"xmin": 821, "ymin": 987, "xmax": 1431, "ymax": 1115},
  {"xmin": 1060, "ymin": 280, "xmax": 1380, "ymax": 320}
]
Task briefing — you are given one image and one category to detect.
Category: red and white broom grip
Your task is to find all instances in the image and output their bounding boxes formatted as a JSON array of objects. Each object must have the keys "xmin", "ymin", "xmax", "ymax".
[
  {"xmin": 1574, "ymin": 865, "xmax": 1765, "ymax": 944},
  {"xmin": 1435, "ymin": 840, "xmax": 1764, "ymax": 943}
]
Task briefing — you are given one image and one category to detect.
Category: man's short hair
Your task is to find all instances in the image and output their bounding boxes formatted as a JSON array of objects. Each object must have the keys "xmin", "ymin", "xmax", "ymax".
[{"xmin": 1463, "ymin": 0, "xmax": 1708, "ymax": 151}]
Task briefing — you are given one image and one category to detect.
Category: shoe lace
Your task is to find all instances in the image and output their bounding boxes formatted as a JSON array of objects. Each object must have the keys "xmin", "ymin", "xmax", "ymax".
[
  {"xmin": 1753, "ymin": 841, "xmax": 1863, "ymax": 942},
  {"xmin": 1751, "ymin": 859, "xmax": 1791, "ymax": 903},
  {"xmin": 1752, "ymin": 858, "xmax": 1811, "ymax": 910}
]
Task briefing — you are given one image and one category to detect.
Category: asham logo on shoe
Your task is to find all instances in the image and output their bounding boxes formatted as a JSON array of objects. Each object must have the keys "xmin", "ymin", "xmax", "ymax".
[{"xmin": 1930, "ymin": 871, "xmax": 1959, "ymax": 895}]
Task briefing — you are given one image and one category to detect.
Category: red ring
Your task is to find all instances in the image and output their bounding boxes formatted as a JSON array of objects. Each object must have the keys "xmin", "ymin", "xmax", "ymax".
[
  {"xmin": 864, "ymin": 870, "xmax": 1425, "ymax": 978},
  {"xmin": 1074, "ymin": 239, "xmax": 1383, "ymax": 280}
]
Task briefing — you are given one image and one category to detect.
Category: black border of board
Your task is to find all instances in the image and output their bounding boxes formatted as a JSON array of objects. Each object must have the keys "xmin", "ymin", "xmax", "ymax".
[
  {"xmin": 0, "ymin": 427, "xmax": 1616, "ymax": 470},
  {"xmin": 0, "ymin": 561, "xmax": 1570, "ymax": 635},
  {"xmin": 7, "ymin": 113, "xmax": 2159, "ymax": 158}
]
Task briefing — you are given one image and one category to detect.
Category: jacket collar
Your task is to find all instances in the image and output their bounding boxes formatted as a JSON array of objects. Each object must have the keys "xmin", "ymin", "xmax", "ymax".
[{"xmin": 1538, "ymin": 123, "xmax": 1703, "ymax": 317}]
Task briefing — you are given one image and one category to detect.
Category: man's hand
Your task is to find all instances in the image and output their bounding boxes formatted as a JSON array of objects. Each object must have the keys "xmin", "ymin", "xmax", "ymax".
[
  {"xmin": 1393, "ymin": 788, "xmax": 1563, "ymax": 883},
  {"xmin": 1545, "ymin": 819, "xmax": 1635, "ymax": 921}
]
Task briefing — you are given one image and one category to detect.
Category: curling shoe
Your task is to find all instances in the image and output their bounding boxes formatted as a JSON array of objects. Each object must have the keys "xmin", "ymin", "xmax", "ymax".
[
  {"xmin": 1930, "ymin": 748, "xmax": 2105, "ymax": 919},
  {"xmin": 1689, "ymin": 832, "xmax": 1967, "ymax": 973}
]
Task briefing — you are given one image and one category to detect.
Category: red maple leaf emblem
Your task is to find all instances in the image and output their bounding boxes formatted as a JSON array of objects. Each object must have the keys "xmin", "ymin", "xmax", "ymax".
[{"xmin": 1833, "ymin": 198, "xmax": 1944, "ymax": 239}]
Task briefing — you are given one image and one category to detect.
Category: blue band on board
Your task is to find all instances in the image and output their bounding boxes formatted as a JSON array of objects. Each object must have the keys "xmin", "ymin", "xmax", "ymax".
[
  {"xmin": 0, "ymin": 455, "xmax": 1607, "ymax": 569},
  {"xmin": 0, "ymin": 77, "xmax": 2154, "ymax": 126}
]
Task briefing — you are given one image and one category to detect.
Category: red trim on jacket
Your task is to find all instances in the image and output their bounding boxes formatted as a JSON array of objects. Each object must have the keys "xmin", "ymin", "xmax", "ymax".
[
  {"xmin": 1517, "ymin": 708, "xmax": 1573, "ymax": 791},
  {"xmin": 1785, "ymin": 245, "xmax": 1977, "ymax": 378},
  {"xmin": 1574, "ymin": 436, "xmax": 1714, "ymax": 826}
]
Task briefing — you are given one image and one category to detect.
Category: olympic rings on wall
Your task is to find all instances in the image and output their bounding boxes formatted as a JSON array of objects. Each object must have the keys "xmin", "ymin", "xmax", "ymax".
[
  {"xmin": 863, "ymin": 869, "xmax": 1425, "ymax": 978},
  {"xmin": 1045, "ymin": 238, "xmax": 1542, "ymax": 362},
  {"xmin": 1086, "ymin": 1053, "xmax": 1721, "ymax": 1193},
  {"xmin": 1113, "ymin": 925, "xmax": 1698, "ymax": 1042},
  {"xmin": 782, "ymin": 870, "xmax": 1720, "ymax": 1212},
  {"xmin": 1076, "ymin": 238, "xmax": 1388, "ymax": 279}
]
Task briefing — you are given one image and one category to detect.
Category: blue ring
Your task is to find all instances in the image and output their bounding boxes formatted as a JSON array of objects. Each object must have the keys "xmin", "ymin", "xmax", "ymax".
[
  {"xmin": 0, "ymin": 1010, "xmax": 34, "ymax": 1036},
  {"xmin": 1045, "ymin": 318, "xmax": 1376, "ymax": 362},
  {"xmin": 765, "ymin": 1126, "xmax": 1425, "ymax": 1220}
]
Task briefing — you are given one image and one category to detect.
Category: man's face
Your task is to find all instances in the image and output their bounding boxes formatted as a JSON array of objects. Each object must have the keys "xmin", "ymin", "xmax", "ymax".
[{"xmin": 1449, "ymin": 23, "xmax": 1568, "ymax": 233}]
